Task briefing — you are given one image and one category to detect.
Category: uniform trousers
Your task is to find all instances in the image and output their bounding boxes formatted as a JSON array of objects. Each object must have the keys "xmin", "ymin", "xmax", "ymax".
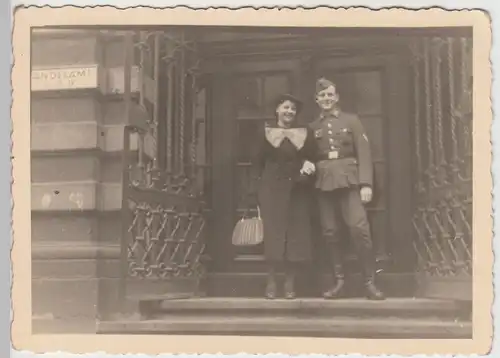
[{"xmin": 316, "ymin": 187, "xmax": 375, "ymax": 276}]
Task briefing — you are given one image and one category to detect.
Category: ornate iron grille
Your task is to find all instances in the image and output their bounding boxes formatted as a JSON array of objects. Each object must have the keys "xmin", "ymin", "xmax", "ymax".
[
  {"xmin": 120, "ymin": 31, "xmax": 207, "ymax": 296},
  {"xmin": 410, "ymin": 36, "xmax": 473, "ymax": 281}
]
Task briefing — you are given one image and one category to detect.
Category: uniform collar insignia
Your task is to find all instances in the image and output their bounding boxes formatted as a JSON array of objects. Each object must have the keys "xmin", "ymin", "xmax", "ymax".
[
  {"xmin": 265, "ymin": 127, "xmax": 307, "ymax": 150},
  {"xmin": 320, "ymin": 108, "xmax": 340, "ymax": 120}
]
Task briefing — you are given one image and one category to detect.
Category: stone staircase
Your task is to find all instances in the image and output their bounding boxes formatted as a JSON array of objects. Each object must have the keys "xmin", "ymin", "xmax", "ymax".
[{"xmin": 97, "ymin": 297, "xmax": 472, "ymax": 338}]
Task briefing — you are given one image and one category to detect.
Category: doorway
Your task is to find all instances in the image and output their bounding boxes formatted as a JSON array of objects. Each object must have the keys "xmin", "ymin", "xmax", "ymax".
[{"xmin": 203, "ymin": 52, "xmax": 415, "ymax": 296}]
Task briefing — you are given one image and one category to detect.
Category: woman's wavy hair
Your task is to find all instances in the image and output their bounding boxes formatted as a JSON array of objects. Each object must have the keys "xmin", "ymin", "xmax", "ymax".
[{"xmin": 273, "ymin": 93, "xmax": 304, "ymax": 115}]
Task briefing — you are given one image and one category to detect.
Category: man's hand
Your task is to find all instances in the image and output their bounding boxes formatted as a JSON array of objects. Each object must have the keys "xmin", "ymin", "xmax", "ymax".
[
  {"xmin": 360, "ymin": 186, "xmax": 373, "ymax": 204},
  {"xmin": 300, "ymin": 160, "xmax": 316, "ymax": 175}
]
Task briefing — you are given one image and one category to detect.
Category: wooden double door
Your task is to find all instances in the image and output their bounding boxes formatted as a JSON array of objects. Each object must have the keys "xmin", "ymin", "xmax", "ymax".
[{"xmin": 204, "ymin": 53, "xmax": 414, "ymax": 281}]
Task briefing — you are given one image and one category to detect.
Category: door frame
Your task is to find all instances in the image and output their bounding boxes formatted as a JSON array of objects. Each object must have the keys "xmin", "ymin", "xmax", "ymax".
[{"xmin": 204, "ymin": 51, "xmax": 415, "ymax": 275}]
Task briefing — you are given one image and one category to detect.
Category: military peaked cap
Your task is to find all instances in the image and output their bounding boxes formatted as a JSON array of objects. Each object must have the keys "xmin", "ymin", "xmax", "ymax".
[{"xmin": 315, "ymin": 77, "xmax": 336, "ymax": 93}]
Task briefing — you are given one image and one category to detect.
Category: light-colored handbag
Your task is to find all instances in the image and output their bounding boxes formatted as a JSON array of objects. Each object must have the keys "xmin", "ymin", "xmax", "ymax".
[{"xmin": 231, "ymin": 206, "xmax": 264, "ymax": 246}]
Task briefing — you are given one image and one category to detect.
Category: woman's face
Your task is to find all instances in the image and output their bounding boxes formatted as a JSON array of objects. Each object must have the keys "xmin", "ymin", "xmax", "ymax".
[{"xmin": 276, "ymin": 100, "xmax": 297, "ymax": 124}]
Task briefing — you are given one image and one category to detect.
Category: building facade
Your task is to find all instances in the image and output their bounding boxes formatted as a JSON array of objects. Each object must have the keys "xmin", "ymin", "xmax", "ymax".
[{"xmin": 31, "ymin": 27, "xmax": 473, "ymax": 335}]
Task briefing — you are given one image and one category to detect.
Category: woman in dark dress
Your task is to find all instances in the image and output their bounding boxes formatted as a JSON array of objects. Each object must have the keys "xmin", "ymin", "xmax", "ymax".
[{"xmin": 252, "ymin": 94, "xmax": 318, "ymax": 299}]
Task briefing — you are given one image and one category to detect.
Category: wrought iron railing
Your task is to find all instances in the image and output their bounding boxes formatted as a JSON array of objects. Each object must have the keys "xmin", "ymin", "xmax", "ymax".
[
  {"xmin": 119, "ymin": 30, "xmax": 208, "ymax": 298},
  {"xmin": 122, "ymin": 125, "xmax": 206, "ymax": 281},
  {"xmin": 410, "ymin": 36, "xmax": 473, "ymax": 280}
]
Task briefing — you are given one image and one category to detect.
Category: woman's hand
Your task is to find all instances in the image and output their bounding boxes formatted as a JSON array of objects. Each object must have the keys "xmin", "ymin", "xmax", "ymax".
[
  {"xmin": 300, "ymin": 160, "xmax": 316, "ymax": 176},
  {"xmin": 360, "ymin": 186, "xmax": 373, "ymax": 204}
]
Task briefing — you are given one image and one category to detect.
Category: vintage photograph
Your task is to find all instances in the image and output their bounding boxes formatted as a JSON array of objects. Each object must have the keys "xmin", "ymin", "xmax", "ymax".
[{"xmin": 11, "ymin": 6, "xmax": 492, "ymax": 356}]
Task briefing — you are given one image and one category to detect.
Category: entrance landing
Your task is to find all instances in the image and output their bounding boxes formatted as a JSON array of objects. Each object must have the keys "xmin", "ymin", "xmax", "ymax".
[{"xmin": 97, "ymin": 297, "xmax": 472, "ymax": 338}]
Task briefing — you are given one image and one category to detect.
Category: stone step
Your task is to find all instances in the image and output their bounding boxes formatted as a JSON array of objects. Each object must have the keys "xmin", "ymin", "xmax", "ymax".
[
  {"xmin": 204, "ymin": 272, "xmax": 417, "ymax": 298},
  {"xmin": 97, "ymin": 314, "xmax": 472, "ymax": 339},
  {"xmin": 141, "ymin": 297, "xmax": 470, "ymax": 320}
]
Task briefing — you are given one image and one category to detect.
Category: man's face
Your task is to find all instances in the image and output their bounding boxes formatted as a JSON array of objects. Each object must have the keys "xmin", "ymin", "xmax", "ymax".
[{"xmin": 315, "ymin": 85, "xmax": 339, "ymax": 112}]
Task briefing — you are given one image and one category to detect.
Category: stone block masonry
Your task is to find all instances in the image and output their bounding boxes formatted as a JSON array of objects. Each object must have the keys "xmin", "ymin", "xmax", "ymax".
[{"xmin": 31, "ymin": 30, "xmax": 141, "ymax": 333}]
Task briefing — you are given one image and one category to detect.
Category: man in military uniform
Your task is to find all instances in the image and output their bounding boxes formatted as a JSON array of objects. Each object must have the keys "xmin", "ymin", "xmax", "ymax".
[{"xmin": 309, "ymin": 77, "xmax": 385, "ymax": 300}]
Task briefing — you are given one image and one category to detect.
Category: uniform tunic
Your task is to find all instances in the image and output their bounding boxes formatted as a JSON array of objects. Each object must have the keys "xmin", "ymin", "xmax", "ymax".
[
  {"xmin": 309, "ymin": 110, "xmax": 373, "ymax": 191},
  {"xmin": 253, "ymin": 123, "xmax": 318, "ymax": 262},
  {"xmin": 309, "ymin": 110, "xmax": 374, "ymax": 253}
]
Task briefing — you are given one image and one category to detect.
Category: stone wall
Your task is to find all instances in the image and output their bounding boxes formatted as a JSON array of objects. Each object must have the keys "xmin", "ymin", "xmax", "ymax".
[{"xmin": 31, "ymin": 30, "xmax": 140, "ymax": 333}]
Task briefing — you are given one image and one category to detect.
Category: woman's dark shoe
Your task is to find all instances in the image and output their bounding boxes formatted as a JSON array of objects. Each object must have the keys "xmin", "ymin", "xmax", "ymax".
[
  {"xmin": 284, "ymin": 273, "xmax": 296, "ymax": 300},
  {"xmin": 265, "ymin": 274, "xmax": 277, "ymax": 299}
]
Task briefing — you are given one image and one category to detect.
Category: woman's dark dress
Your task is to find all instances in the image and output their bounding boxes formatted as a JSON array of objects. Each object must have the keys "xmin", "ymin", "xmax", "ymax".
[{"xmin": 253, "ymin": 123, "xmax": 318, "ymax": 263}]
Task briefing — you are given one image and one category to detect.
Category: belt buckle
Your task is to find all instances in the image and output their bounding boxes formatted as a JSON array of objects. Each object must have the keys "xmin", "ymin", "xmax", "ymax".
[{"xmin": 328, "ymin": 150, "xmax": 339, "ymax": 159}]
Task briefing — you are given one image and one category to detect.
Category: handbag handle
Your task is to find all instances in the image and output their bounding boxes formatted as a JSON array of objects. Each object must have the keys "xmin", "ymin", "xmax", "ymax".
[{"xmin": 241, "ymin": 205, "xmax": 261, "ymax": 221}]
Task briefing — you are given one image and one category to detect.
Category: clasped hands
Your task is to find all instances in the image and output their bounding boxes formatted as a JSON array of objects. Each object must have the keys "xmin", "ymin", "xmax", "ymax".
[
  {"xmin": 299, "ymin": 161, "xmax": 372, "ymax": 204},
  {"xmin": 300, "ymin": 160, "xmax": 316, "ymax": 176}
]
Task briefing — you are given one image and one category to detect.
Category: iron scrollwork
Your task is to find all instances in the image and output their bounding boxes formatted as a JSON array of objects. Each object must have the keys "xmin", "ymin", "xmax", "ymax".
[
  {"xmin": 410, "ymin": 36, "xmax": 472, "ymax": 280},
  {"xmin": 121, "ymin": 30, "xmax": 207, "ymax": 289}
]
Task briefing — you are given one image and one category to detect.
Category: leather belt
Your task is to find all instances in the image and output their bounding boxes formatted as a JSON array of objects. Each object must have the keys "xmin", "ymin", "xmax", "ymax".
[{"xmin": 317, "ymin": 151, "xmax": 353, "ymax": 161}]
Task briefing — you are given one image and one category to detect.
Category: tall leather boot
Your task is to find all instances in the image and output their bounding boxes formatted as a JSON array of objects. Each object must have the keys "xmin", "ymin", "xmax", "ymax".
[
  {"xmin": 361, "ymin": 251, "xmax": 385, "ymax": 301},
  {"xmin": 284, "ymin": 263, "xmax": 297, "ymax": 300},
  {"xmin": 323, "ymin": 242, "xmax": 345, "ymax": 299},
  {"xmin": 265, "ymin": 264, "xmax": 278, "ymax": 299}
]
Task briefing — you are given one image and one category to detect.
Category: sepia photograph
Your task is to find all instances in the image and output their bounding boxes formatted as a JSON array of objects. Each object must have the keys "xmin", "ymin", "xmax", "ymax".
[{"xmin": 11, "ymin": 6, "xmax": 492, "ymax": 356}]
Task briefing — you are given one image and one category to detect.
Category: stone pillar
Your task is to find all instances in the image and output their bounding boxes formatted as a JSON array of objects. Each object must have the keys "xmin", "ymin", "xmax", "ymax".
[{"xmin": 31, "ymin": 29, "xmax": 140, "ymax": 333}]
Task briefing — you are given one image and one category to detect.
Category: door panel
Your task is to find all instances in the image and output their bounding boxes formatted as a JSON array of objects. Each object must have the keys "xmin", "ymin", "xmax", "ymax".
[
  {"xmin": 361, "ymin": 116, "xmax": 385, "ymax": 160},
  {"xmin": 354, "ymin": 71, "xmax": 383, "ymax": 115},
  {"xmin": 233, "ymin": 71, "xmax": 294, "ymax": 118},
  {"xmin": 234, "ymin": 118, "xmax": 267, "ymax": 256},
  {"xmin": 372, "ymin": 161, "xmax": 387, "ymax": 207}
]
